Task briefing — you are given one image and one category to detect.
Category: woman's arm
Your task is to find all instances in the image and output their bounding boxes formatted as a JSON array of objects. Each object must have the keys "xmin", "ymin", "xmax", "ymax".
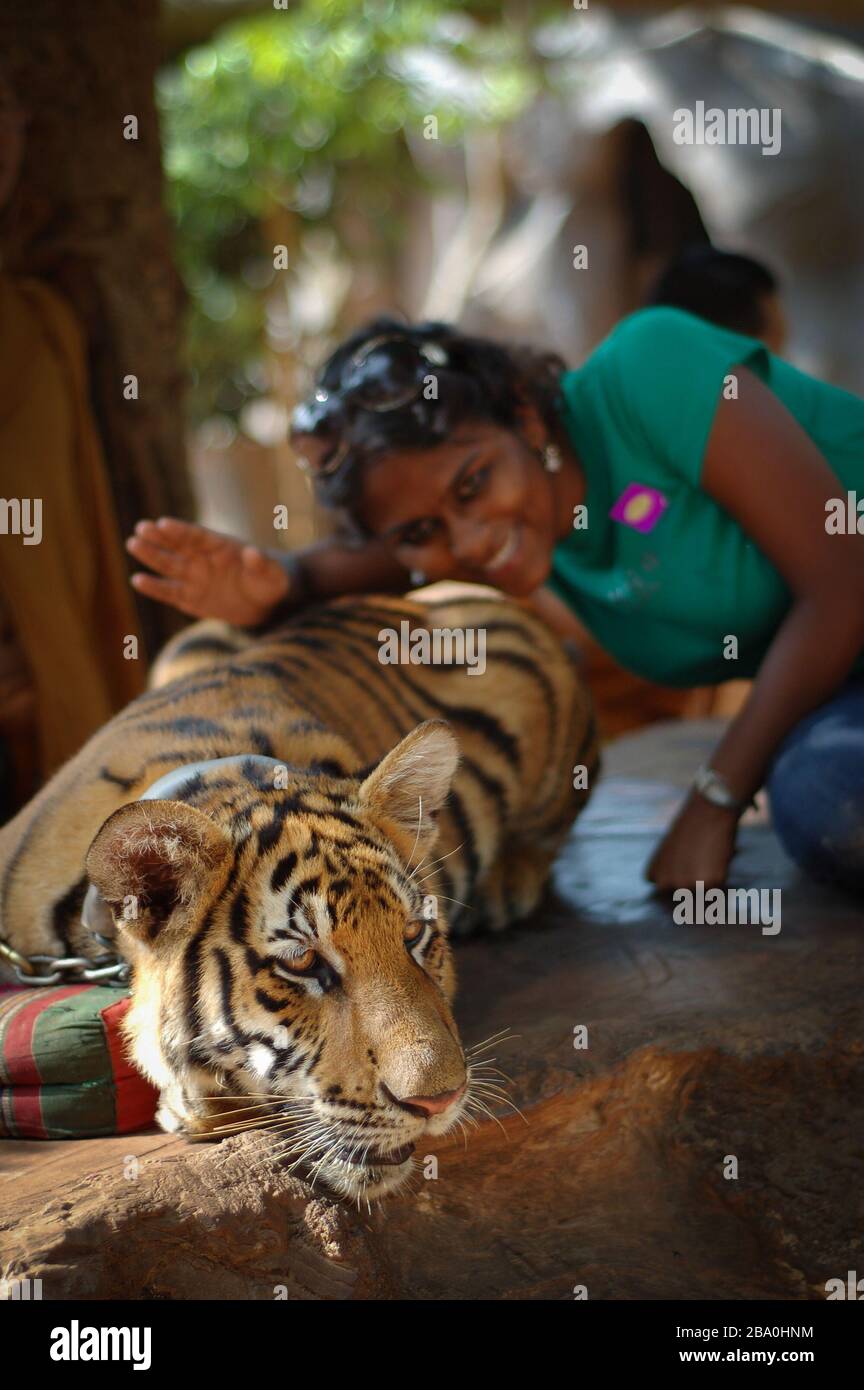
[
  {"xmin": 647, "ymin": 366, "xmax": 864, "ymax": 890},
  {"xmin": 520, "ymin": 586, "xmax": 588, "ymax": 643},
  {"xmin": 284, "ymin": 536, "xmax": 410, "ymax": 605},
  {"xmin": 127, "ymin": 519, "xmax": 409, "ymax": 626}
]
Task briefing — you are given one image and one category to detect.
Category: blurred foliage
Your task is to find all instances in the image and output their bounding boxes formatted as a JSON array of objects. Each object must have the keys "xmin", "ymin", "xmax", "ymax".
[{"xmin": 157, "ymin": 0, "xmax": 540, "ymax": 425}]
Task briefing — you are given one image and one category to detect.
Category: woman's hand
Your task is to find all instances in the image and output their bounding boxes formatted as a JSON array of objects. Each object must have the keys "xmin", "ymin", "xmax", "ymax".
[
  {"xmin": 646, "ymin": 791, "xmax": 739, "ymax": 892},
  {"xmin": 126, "ymin": 518, "xmax": 289, "ymax": 626}
]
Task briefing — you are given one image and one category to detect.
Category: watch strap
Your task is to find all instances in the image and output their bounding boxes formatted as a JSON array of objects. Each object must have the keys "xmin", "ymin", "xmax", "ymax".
[{"xmin": 693, "ymin": 764, "xmax": 752, "ymax": 813}]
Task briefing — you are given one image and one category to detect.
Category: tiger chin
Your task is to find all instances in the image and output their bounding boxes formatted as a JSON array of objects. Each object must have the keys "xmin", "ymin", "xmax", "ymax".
[
  {"xmin": 0, "ymin": 592, "xmax": 597, "ymax": 1201},
  {"xmin": 86, "ymin": 723, "xmax": 469, "ymax": 1202}
]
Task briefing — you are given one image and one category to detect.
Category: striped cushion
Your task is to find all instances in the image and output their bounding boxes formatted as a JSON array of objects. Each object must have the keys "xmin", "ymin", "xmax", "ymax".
[{"xmin": 0, "ymin": 984, "xmax": 158, "ymax": 1138}]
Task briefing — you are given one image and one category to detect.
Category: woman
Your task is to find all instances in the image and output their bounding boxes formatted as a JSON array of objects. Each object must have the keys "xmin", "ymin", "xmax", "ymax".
[{"xmin": 127, "ymin": 309, "xmax": 864, "ymax": 893}]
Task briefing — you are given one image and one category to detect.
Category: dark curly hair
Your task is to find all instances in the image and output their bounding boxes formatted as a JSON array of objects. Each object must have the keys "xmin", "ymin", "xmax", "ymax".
[
  {"xmin": 302, "ymin": 316, "xmax": 569, "ymax": 517},
  {"xmin": 646, "ymin": 245, "xmax": 778, "ymax": 338}
]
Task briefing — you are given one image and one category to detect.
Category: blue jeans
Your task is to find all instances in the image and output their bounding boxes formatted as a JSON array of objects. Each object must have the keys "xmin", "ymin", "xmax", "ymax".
[{"xmin": 767, "ymin": 678, "xmax": 864, "ymax": 892}]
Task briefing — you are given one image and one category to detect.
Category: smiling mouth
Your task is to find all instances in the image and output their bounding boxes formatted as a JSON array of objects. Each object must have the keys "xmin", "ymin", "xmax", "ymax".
[{"xmin": 484, "ymin": 527, "xmax": 520, "ymax": 576}]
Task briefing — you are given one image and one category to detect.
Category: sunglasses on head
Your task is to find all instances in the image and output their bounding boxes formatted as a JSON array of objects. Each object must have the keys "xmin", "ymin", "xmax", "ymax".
[{"xmin": 290, "ymin": 334, "xmax": 450, "ymax": 476}]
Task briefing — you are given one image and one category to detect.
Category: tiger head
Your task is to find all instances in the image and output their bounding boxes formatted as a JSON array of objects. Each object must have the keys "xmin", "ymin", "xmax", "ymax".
[{"xmin": 84, "ymin": 722, "xmax": 469, "ymax": 1200}]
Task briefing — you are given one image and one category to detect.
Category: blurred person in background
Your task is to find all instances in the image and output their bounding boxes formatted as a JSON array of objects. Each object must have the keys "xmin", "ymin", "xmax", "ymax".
[
  {"xmin": 647, "ymin": 244, "xmax": 787, "ymax": 355},
  {"xmin": 0, "ymin": 68, "xmax": 142, "ymax": 814}
]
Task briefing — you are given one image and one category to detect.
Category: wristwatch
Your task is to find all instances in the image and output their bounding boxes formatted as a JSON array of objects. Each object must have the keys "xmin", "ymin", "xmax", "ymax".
[{"xmin": 693, "ymin": 764, "xmax": 753, "ymax": 813}]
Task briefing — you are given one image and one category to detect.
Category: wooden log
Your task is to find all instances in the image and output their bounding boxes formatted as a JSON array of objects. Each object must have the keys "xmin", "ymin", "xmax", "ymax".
[{"xmin": 0, "ymin": 1130, "xmax": 396, "ymax": 1301}]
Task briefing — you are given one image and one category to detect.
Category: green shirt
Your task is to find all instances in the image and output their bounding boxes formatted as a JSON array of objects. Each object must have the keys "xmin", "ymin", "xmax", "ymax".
[{"xmin": 550, "ymin": 307, "xmax": 864, "ymax": 686}]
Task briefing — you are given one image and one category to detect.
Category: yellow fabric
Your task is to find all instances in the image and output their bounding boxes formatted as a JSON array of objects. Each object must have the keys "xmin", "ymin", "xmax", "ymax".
[{"xmin": 0, "ymin": 272, "xmax": 144, "ymax": 775}]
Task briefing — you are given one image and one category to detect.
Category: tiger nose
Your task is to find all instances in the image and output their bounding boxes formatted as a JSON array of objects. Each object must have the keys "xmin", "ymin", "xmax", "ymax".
[{"xmin": 385, "ymin": 1082, "xmax": 466, "ymax": 1117}]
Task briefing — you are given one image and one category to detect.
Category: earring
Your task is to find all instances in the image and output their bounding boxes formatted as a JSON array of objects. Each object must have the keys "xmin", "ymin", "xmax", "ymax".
[
  {"xmin": 410, "ymin": 569, "xmax": 426, "ymax": 587},
  {"xmin": 543, "ymin": 443, "xmax": 562, "ymax": 473}
]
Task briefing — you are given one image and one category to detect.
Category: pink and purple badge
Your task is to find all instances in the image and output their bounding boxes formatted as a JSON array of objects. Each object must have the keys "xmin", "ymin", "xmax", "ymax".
[{"xmin": 609, "ymin": 483, "xmax": 668, "ymax": 533}]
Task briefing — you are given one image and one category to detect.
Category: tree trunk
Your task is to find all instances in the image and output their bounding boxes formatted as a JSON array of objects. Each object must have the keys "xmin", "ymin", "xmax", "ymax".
[{"xmin": 0, "ymin": 0, "xmax": 190, "ymax": 655}]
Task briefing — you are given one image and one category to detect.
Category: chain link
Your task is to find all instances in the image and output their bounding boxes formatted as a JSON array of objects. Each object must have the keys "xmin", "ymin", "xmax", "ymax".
[{"xmin": 0, "ymin": 938, "xmax": 130, "ymax": 988}]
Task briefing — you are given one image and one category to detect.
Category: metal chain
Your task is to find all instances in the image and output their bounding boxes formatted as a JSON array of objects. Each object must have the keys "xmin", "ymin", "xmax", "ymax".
[{"xmin": 0, "ymin": 938, "xmax": 130, "ymax": 988}]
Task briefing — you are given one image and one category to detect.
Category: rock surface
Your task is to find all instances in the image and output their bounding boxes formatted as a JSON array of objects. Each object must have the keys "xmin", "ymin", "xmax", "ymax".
[{"xmin": 2, "ymin": 721, "xmax": 863, "ymax": 1300}]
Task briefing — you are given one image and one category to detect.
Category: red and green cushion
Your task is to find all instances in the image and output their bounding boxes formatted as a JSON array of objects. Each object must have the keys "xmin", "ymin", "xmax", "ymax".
[{"xmin": 0, "ymin": 983, "xmax": 158, "ymax": 1138}]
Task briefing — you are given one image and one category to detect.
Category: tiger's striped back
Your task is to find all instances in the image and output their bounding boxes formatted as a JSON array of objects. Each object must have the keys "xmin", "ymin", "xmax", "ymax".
[{"xmin": 1, "ymin": 590, "xmax": 595, "ymax": 955}]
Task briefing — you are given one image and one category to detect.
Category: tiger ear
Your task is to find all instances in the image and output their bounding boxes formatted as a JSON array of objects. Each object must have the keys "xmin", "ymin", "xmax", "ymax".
[
  {"xmin": 85, "ymin": 799, "xmax": 232, "ymax": 945},
  {"xmin": 358, "ymin": 720, "xmax": 460, "ymax": 857}
]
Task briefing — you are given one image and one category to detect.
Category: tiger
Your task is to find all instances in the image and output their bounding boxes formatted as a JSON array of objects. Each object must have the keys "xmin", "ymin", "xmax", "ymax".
[{"xmin": 0, "ymin": 590, "xmax": 596, "ymax": 1199}]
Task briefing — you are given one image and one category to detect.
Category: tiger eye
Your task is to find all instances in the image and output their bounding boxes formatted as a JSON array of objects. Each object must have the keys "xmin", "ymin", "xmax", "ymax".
[
  {"xmin": 275, "ymin": 948, "xmax": 318, "ymax": 977},
  {"xmin": 403, "ymin": 919, "xmax": 425, "ymax": 945}
]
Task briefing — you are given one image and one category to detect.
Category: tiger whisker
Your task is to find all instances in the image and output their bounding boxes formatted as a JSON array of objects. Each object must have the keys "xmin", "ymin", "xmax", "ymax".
[
  {"xmin": 468, "ymin": 1060, "xmax": 514, "ymax": 1080},
  {"xmin": 255, "ymin": 1135, "xmax": 325, "ymax": 1181},
  {"xmin": 465, "ymin": 1027, "xmax": 515, "ymax": 1053},
  {"xmin": 200, "ymin": 1100, "xmax": 311, "ymax": 1122},
  {"xmin": 206, "ymin": 1110, "xmax": 316, "ymax": 1136},
  {"xmin": 465, "ymin": 1035, "xmax": 514, "ymax": 1058},
  {"xmin": 467, "ymin": 1072, "xmax": 512, "ymax": 1094},
  {"xmin": 200, "ymin": 1092, "xmax": 311, "ymax": 1101},
  {"xmin": 206, "ymin": 1117, "xmax": 288, "ymax": 1136},
  {"xmin": 209, "ymin": 1109, "xmax": 320, "ymax": 1156},
  {"xmin": 400, "ymin": 1165, "xmax": 425, "ymax": 1201},
  {"xmin": 423, "ymin": 891, "xmax": 472, "ymax": 912},
  {"xmin": 204, "ymin": 1097, "xmax": 314, "ymax": 1110},
  {"xmin": 469, "ymin": 1083, "xmax": 527, "ymax": 1125},
  {"xmin": 470, "ymin": 1071, "xmax": 515, "ymax": 1088},
  {"xmin": 465, "ymin": 1030, "xmax": 519, "ymax": 1058},
  {"xmin": 201, "ymin": 1097, "xmax": 316, "ymax": 1123},
  {"xmin": 304, "ymin": 1130, "xmax": 346, "ymax": 1187},
  {"xmin": 263, "ymin": 1117, "xmax": 324, "ymax": 1143},
  {"xmin": 204, "ymin": 1117, "xmax": 299, "ymax": 1133},
  {"xmin": 343, "ymin": 1134, "xmax": 374, "ymax": 1179},
  {"xmin": 211, "ymin": 1112, "xmax": 322, "ymax": 1156},
  {"xmin": 283, "ymin": 1122, "xmax": 338, "ymax": 1173},
  {"xmin": 467, "ymin": 1067, "xmax": 518, "ymax": 1100},
  {"xmin": 410, "ymin": 839, "xmax": 465, "ymax": 880},
  {"xmin": 405, "ymin": 794, "xmax": 424, "ymax": 874},
  {"xmin": 256, "ymin": 1125, "xmax": 325, "ymax": 1164},
  {"xmin": 463, "ymin": 1095, "xmax": 510, "ymax": 1137}
]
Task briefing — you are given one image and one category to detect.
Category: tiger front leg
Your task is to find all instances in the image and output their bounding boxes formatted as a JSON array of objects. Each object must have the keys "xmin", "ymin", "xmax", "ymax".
[{"xmin": 458, "ymin": 839, "xmax": 560, "ymax": 934}]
